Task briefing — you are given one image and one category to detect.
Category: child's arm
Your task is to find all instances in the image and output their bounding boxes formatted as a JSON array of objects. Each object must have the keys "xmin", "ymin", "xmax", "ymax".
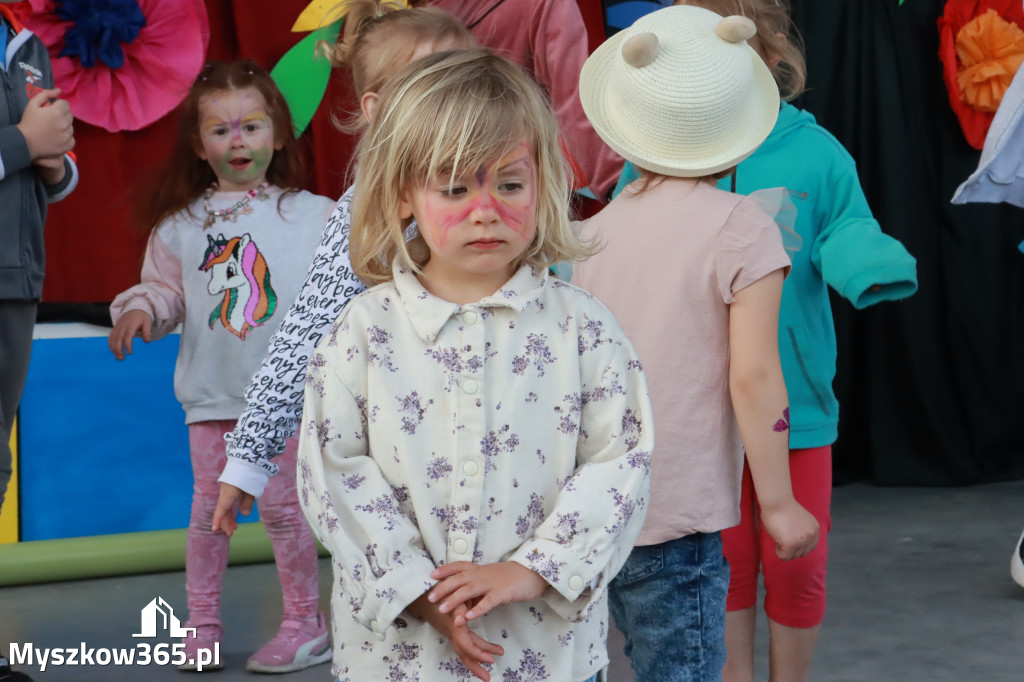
[
  {"xmin": 729, "ymin": 269, "xmax": 819, "ymax": 560},
  {"xmin": 433, "ymin": 311, "xmax": 654, "ymax": 623},
  {"xmin": 3, "ymin": 88, "xmax": 73, "ymax": 171},
  {"xmin": 1, "ymin": 87, "xmax": 76, "ymax": 197},
  {"xmin": 297, "ymin": 313, "xmax": 465, "ymax": 638},
  {"xmin": 214, "ymin": 191, "xmax": 365, "ymax": 526},
  {"xmin": 36, "ymin": 151, "xmax": 78, "ymax": 202},
  {"xmin": 108, "ymin": 230, "xmax": 184, "ymax": 360},
  {"xmin": 812, "ymin": 140, "xmax": 917, "ymax": 308}
]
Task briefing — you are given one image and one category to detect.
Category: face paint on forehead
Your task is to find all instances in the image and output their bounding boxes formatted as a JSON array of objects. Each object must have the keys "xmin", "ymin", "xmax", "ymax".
[
  {"xmin": 241, "ymin": 110, "xmax": 272, "ymax": 124},
  {"xmin": 201, "ymin": 90, "xmax": 270, "ymax": 123},
  {"xmin": 495, "ymin": 142, "xmax": 532, "ymax": 170}
]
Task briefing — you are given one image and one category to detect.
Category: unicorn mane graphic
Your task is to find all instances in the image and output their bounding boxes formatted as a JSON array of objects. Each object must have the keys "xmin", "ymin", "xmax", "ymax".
[{"xmin": 199, "ymin": 233, "xmax": 277, "ymax": 339}]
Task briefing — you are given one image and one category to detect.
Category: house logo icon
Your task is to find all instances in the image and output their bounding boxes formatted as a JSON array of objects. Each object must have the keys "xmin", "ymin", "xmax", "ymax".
[{"xmin": 133, "ymin": 597, "xmax": 196, "ymax": 638}]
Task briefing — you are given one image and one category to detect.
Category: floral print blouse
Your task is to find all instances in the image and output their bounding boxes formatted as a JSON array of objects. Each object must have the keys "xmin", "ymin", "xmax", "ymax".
[{"xmin": 298, "ymin": 262, "xmax": 654, "ymax": 682}]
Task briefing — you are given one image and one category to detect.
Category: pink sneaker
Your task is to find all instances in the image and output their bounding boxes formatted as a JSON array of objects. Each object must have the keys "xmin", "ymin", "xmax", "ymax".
[
  {"xmin": 246, "ymin": 612, "xmax": 331, "ymax": 673},
  {"xmin": 179, "ymin": 616, "xmax": 224, "ymax": 672}
]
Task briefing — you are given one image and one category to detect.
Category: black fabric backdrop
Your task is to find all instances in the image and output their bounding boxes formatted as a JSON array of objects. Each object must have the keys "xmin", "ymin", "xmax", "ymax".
[{"xmin": 790, "ymin": 0, "xmax": 1024, "ymax": 485}]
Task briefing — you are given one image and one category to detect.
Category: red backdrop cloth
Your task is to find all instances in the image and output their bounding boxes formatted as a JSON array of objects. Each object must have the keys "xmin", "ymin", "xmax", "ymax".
[{"xmin": 41, "ymin": 0, "xmax": 606, "ymax": 304}]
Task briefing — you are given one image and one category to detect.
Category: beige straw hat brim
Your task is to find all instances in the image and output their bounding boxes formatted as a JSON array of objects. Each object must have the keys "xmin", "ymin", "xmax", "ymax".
[{"xmin": 579, "ymin": 5, "xmax": 780, "ymax": 178}]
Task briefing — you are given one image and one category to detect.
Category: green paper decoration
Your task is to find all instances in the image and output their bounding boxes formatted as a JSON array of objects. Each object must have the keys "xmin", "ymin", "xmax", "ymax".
[{"xmin": 271, "ymin": 19, "xmax": 343, "ymax": 138}]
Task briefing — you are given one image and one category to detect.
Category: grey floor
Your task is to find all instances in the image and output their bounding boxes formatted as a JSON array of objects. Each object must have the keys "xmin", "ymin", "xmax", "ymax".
[{"xmin": 2, "ymin": 480, "xmax": 1023, "ymax": 681}]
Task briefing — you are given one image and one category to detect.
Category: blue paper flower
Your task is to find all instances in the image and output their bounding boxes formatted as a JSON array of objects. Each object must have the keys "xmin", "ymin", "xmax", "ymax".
[{"xmin": 55, "ymin": 0, "xmax": 146, "ymax": 69}]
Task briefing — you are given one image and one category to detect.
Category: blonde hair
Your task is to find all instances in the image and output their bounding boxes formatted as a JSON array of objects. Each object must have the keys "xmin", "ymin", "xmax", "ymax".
[
  {"xmin": 676, "ymin": 0, "xmax": 806, "ymax": 101},
  {"xmin": 323, "ymin": 0, "xmax": 475, "ymax": 131},
  {"xmin": 350, "ymin": 48, "xmax": 593, "ymax": 286}
]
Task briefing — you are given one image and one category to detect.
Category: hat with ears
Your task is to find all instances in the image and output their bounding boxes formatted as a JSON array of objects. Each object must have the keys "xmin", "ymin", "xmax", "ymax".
[{"xmin": 579, "ymin": 5, "xmax": 780, "ymax": 178}]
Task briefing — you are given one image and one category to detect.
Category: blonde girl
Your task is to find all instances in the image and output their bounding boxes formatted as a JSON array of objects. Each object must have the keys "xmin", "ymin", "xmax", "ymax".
[
  {"xmin": 213, "ymin": 0, "xmax": 473, "ymax": 527},
  {"xmin": 108, "ymin": 60, "xmax": 336, "ymax": 672},
  {"xmin": 298, "ymin": 48, "xmax": 653, "ymax": 682}
]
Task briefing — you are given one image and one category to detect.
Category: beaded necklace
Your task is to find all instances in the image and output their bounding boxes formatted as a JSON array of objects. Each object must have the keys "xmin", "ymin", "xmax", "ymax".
[{"xmin": 202, "ymin": 182, "xmax": 271, "ymax": 229}]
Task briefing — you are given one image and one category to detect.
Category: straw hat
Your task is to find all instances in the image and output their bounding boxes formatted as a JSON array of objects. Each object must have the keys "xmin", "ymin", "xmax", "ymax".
[{"xmin": 579, "ymin": 5, "xmax": 780, "ymax": 178}]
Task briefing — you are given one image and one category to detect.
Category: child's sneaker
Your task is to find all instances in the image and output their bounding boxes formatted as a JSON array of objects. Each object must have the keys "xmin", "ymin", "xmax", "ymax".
[
  {"xmin": 179, "ymin": 616, "xmax": 224, "ymax": 672},
  {"xmin": 246, "ymin": 612, "xmax": 331, "ymax": 673},
  {"xmin": 1012, "ymin": 527, "xmax": 1024, "ymax": 588}
]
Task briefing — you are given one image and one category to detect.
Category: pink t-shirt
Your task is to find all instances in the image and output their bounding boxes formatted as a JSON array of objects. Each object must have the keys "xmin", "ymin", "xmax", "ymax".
[{"xmin": 573, "ymin": 178, "xmax": 791, "ymax": 544}]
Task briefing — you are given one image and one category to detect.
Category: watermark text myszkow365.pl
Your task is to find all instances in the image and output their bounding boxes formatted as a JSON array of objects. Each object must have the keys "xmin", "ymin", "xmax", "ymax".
[{"xmin": 8, "ymin": 596, "xmax": 219, "ymax": 672}]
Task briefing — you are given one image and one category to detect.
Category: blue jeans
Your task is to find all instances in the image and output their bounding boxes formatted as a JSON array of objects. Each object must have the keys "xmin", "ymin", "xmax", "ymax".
[{"xmin": 608, "ymin": 532, "xmax": 729, "ymax": 682}]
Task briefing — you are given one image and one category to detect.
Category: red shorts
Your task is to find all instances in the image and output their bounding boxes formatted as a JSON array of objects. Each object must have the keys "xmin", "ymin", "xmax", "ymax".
[{"xmin": 721, "ymin": 446, "xmax": 832, "ymax": 628}]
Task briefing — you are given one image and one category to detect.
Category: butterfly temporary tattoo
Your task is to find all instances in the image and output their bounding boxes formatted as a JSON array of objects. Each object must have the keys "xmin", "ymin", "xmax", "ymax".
[{"xmin": 772, "ymin": 407, "xmax": 790, "ymax": 432}]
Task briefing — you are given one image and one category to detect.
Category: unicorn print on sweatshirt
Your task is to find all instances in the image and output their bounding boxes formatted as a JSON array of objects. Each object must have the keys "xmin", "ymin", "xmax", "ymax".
[{"xmin": 200, "ymin": 232, "xmax": 277, "ymax": 339}]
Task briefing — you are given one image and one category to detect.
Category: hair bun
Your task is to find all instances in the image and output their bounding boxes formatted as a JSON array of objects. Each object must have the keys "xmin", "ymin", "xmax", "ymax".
[
  {"xmin": 715, "ymin": 16, "xmax": 756, "ymax": 44},
  {"xmin": 621, "ymin": 32, "xmax": 659, "ymax": 68}
]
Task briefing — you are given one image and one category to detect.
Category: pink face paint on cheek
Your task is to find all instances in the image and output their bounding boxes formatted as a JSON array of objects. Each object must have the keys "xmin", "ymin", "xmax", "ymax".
[
  {"xmin": 494, "ymin": 200, "xmax": 529, "ymax": 234},
  {"xmin": 438, "ymin": 207, "xmax": 474, "ymax": 245},
  {"xmin": 491, "ymin": 157, "xmax": 537, "ymax": 237},
  {"xmin": 423, "ymin": 195, "xmax": 473, "ymax": 248}
]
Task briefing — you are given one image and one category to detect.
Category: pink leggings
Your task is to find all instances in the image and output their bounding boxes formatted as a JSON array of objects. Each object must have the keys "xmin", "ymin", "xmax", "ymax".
[
  {"xmin": 721, "ymin": 446, "xmax": 832, "ymax": 629},
  {"xmin": 186, "ymin": 420, "xmax": 319, "ymax": 623}
]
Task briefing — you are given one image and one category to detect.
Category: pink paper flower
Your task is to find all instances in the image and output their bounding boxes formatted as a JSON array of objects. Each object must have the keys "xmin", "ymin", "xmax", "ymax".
[{"xmin": 25, "ymin": 0, "xmax": 210, "ymax": 132}]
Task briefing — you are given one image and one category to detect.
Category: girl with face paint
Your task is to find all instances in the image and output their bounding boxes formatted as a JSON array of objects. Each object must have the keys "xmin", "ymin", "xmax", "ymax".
[
  {"xmin": 214, "ymin": 0, "xmax": 475, "ymax": 552},
  {"xmin": 296, "ymin": 48, "xmax": 653, "ymax": 682},
  {"xmin": 108, "ymin": 60, "xmax": 338, "ymax": 673}
]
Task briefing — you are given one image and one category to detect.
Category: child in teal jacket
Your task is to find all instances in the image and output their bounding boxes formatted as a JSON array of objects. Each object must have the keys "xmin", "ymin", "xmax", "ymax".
[
  {"xmin": 614, "ymin": 1, "xmax": 917, "ymax": 680},
  {"xmin": 615, "ymin": 103, "xmax": 918, "ymax": 458}
]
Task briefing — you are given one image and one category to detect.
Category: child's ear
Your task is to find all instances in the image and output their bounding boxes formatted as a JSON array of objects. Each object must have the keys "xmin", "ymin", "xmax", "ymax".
[
  {"xmin": 360, "ymin": 92, "xmax": 380, "ymax": 123},
  {"xmin": 193, "ymin": 139, "xmax": 208, "ymax": 161},
  {"xmin": 768, "ymin": 32, "xmax": 787, "ymax": 71},
  {"xmin": 398, "ymin": 192, "xmax": 414, "ymax": 221}
]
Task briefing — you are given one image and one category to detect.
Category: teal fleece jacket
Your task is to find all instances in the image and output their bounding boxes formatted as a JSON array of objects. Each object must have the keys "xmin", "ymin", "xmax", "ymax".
[{"xmin": 614, "ymin": 102, "xmax": 918, "ymax": 448}]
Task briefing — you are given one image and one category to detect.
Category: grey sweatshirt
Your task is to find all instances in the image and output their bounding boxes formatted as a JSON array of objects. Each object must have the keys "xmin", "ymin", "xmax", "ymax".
[{"xmin": 110, "ymin": 187, "xmax": 334, "ymax": 424}]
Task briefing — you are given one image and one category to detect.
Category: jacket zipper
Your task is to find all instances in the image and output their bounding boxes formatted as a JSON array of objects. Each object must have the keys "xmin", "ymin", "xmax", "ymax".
[{"xmin": 786, "ymin": 326, "xmax": 831, "ymax": 416}]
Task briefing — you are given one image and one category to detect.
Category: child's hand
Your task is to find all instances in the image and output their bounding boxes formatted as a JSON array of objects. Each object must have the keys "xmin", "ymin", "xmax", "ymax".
[
  {"xmin": 17, "ymin": 89, "xmax": 74, "ymax": 161},
  {"xmin": 759, "ymin": 498, "xmax": 820, "ymax": 561},
  {"xmin": 33, "ymin": 155, "xmax": 66, "ymax": 186},
  {"xmin": 211, "ymin": 482, "xmax": 254, "ymax": 536},
  {"xmin": 429, "ymin": 561, "xmax": 548, "ymax": 623},
  {"xmin": 108, "ymin": 310, "xmax": 153, "ymax": 360},
  {"xmin": 407, "ymin": 591, "xmax": 503, "ymax": 681}
]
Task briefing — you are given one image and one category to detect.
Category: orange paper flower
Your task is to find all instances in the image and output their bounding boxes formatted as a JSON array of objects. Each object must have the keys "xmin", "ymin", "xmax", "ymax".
[
  {"xmin": 939, "ymin": 0, "xmax": 1024, "ymax": 148},
  {"xmin": 955, "ymin": 9, "xmax": 1024, "ymax": 112}
]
